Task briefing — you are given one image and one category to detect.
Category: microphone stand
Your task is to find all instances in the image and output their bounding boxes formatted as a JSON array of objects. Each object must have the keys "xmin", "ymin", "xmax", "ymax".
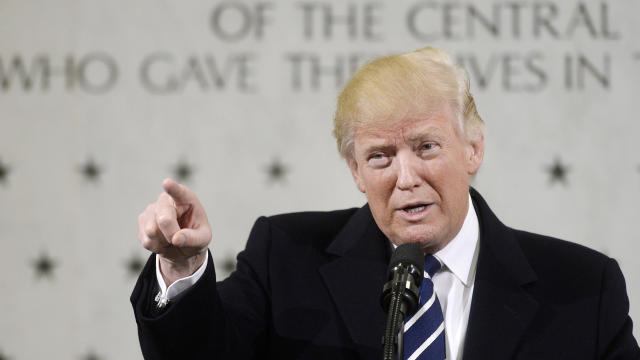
[
  {"xmin": 382, "ymin": 270, "xmax": 412, "ymax": 360},
  {"xmin": 381, "ymin": 244, "xmax": 422, "ymax": 360}
]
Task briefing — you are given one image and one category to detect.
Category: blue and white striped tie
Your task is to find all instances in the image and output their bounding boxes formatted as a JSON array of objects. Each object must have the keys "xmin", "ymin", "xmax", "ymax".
[{"xmin": 403, "ymin": 255, "xmax": 446, "ymax": 360}]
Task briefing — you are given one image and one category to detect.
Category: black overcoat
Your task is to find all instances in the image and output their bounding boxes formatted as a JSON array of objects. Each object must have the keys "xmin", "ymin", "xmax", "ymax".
[{"xmin": 131, "ymin": 189, "xmax": 639, "ymax": 359}]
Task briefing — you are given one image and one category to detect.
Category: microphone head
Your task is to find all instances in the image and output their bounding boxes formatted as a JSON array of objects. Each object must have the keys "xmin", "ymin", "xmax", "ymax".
[
  {"xmin": 380, "ymin": 243, "xmax": 425, "ymax": 314},
  {"xmin": 388, "ymin": 243, "xmax": 424, "ymax": 283}
]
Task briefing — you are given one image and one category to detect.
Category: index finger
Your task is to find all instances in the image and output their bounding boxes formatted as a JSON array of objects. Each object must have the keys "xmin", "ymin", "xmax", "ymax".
[
  {"xmin": 155, "ymin": 193, "xmax": 181, "ymax": 242},
  {"xmin": 162, "ymin": 178, "xmax": 195, "ymax": 204}
]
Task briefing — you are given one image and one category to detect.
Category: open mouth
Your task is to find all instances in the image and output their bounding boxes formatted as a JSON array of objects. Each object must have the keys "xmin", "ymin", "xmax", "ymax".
[{"xmin": 402, "ymin": 204, "xmax": 429, "ymax": 213}]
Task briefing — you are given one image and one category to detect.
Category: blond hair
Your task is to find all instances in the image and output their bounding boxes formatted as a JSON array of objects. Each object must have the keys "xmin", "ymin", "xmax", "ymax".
[{"xmin": 333, "ymin": 47, "xmax": 484, "ymax": 159}]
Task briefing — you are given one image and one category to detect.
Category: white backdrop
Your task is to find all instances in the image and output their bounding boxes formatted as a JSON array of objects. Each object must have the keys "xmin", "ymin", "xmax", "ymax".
[{"xmin": 1, "ymin": 0, "xmax": 639, "ymax": 358}]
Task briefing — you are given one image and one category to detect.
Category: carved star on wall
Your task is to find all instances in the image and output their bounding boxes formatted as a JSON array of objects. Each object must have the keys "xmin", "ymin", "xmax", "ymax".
[
  {"xmin": 173, "ymin": 160, "xmax": 193, "ymax": 182},
  {"xmin": 80, "ymin": 158, "xmax": 101, "ymax": 182},
  {"xmin": 221, "ymin": 255, "xmax": 236, "ymax": 273},
  {"xmin": 0, "ymin": 158, "xmax": 9, "ymax": 185},
  {"xmin": 33, "ymin": 252, "xmax": 56, "ymax": 279},
  {"xmin": 546, "ymin": 157, "xmax": 570, "ymax": 185},
  {"xmin": 265, "ymin": 158, "xmax": 289, "ymax": 183},
  {"xmin": 125, "ymin": 254, "xmax": 146, "ymax": 277},
  {"xmin": 82, "ymin": 350, "xmax": 101, "ymax": 360}
]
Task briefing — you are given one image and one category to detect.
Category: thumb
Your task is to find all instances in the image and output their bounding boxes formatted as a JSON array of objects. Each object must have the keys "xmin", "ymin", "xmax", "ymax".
[{"xmin": 171, "ymin": 228, "xmax": 208, "ymax": 249}]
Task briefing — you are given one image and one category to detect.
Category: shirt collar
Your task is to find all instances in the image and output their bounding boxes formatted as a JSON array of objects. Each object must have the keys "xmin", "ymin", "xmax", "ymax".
[{"xmin": 433, "ymin": 194, "xmax": 479, "ymax": 287}]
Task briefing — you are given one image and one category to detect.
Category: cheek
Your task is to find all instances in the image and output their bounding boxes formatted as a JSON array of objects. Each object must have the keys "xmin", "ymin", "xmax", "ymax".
[
  {"xmin": 436, "ymin": 151, "xmax": 470, "ymax": 179},
  {"xmin": 366, "ymin": 184, "xmax": 392, "ymax": 208},
  {"xmin": 362, "ymin": 168, "xmax": 395, "ymax": 192},
  {"xmin": 362, "ymin": 172, "xmax": 395, "ymax": 212},
  {"xmin": 426, "ymin": 157, "xmax": 471, "ymax": 211}
]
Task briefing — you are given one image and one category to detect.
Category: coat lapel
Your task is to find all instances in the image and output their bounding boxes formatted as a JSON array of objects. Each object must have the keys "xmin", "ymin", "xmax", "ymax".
[
  {"xmin": 463, "ymin": 189, "xmax": 539, "ymax": 360},
  {"xmin": 318, "ymin": 204, "xmax": 391, "ymax": 356}
]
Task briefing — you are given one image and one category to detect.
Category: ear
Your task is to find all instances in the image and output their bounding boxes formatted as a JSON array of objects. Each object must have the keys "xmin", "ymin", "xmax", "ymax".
[
  {"xmin": 466, "ymin": 133, "xmax": 484, "ymax": 175},
  {"xmin": 346, "ymin": 158, "xmax": 366, "ymax": 193}
]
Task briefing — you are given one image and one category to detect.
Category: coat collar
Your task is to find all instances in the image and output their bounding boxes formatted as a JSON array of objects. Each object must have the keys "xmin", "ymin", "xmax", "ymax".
[
  {"xmin": 319, "ymin": 204, "xmax": 391, "ymax": 356},
  {"xmin": 462, "ymin": 188, "xmax": 539, "ymax": 360}
]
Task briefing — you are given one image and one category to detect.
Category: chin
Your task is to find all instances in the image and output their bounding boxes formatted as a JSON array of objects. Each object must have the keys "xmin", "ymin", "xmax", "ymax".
[{"xmin": 393, "ymin": 226, "xmax": 444, "ymax": 253}]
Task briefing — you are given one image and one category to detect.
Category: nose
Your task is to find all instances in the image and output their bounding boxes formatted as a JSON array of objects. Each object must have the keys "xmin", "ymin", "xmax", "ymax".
[{"xmin": 395, "ymin": 152, "xmax": 422, "ymax": 191}]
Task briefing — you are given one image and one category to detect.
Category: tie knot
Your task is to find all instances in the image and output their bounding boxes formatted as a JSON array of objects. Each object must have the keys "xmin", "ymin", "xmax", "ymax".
[{"xmin": 424, "ymin": 255, "xmax": 441, "ymax": 278}]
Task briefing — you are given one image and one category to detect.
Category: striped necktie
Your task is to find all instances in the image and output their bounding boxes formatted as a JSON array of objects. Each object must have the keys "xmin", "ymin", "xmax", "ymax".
[{"xmin": 403, "ymin": 255, "xmax": 446, "ymax": 360}]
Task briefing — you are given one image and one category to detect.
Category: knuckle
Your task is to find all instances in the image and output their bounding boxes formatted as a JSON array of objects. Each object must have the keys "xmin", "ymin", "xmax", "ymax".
[
  {"xmin": 156, "ymin": 214, "xmax": 174, "ymax": 229},
  {"xmin": 144, "ymin": 221, "xmax": 158, "ymax": 237},
  {"xmin": 140, "ymin": 238, "xmax": 154, "ymax": 251}
]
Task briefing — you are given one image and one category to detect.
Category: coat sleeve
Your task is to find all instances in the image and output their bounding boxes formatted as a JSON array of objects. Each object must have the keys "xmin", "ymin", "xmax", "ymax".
[
  {"xmin": 130, "ymin": 216, "xmax": 274, "ymax": 360},
  {"xmin": 597, "ymin": 258, "xmax": 640, "ymax": 359}
]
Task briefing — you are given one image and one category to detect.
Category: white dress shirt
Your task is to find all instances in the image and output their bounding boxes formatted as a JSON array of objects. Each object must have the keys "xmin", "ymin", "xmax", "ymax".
[
  {"xmin": 431, "ymin": 195, "xmax": 479, "ymax": 360},
  {"xmin": 156, "ymin": 195, "xmax": 479, "ymax": 360}
]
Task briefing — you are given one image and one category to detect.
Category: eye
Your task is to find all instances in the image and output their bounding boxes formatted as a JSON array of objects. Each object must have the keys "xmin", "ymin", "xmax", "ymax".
[
  {"xmin": 418, "ymin": 142, "xmax": 440, "ymax": 156},
  {"xmin": 367, "ymin": 153, "xmax": 391, "ymax": 167},
  {"xmin": 420, "ymin": 142, "xmax": 437, "ymax": 151}
]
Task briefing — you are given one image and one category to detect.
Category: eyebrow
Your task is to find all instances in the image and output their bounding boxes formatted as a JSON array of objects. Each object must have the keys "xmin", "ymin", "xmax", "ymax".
[
  {"xmin": 362, "ymin": 143, "xmax": 396, "ymax": 155},
  {"xmin": 406, "ymin": 128, "xmax": 444, "ymax": 143},
  {"xmin": 358, "ymin": 126, "xmax": 447, "ymax": 156}
]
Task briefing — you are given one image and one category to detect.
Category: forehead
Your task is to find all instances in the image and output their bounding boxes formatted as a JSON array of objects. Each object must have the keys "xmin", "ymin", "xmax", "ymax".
[{"xmin": 354, "ymin": 109, "xmax": 460, "ymax": 146}]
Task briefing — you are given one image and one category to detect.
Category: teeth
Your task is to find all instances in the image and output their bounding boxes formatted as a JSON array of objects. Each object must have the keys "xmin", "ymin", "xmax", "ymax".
[{"xmin": 406, "ymin": 205, "xmax": 426, "ymax": 213}]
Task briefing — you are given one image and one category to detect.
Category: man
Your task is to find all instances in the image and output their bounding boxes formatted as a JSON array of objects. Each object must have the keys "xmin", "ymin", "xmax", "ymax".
[{"xmin": 131, "ymin": 47, "xmax": 639, "ymax": 359}]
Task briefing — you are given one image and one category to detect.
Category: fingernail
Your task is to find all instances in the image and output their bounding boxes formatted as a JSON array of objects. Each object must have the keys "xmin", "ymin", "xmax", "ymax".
[{"xmin": 175, "ymin": 234, "xmax": 186, "ymax": 246}]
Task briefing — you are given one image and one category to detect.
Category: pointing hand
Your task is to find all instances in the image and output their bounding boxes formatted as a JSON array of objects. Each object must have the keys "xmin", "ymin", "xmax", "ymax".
[{"xmin": 138, "ymin": 178, "xmax": 212, "ymax": 285}]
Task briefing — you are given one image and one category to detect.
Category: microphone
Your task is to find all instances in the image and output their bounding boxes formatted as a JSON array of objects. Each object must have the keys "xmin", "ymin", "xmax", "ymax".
[{"xmin": 381, "ymin": 243, "xmax": 424, "ymax": 360}]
